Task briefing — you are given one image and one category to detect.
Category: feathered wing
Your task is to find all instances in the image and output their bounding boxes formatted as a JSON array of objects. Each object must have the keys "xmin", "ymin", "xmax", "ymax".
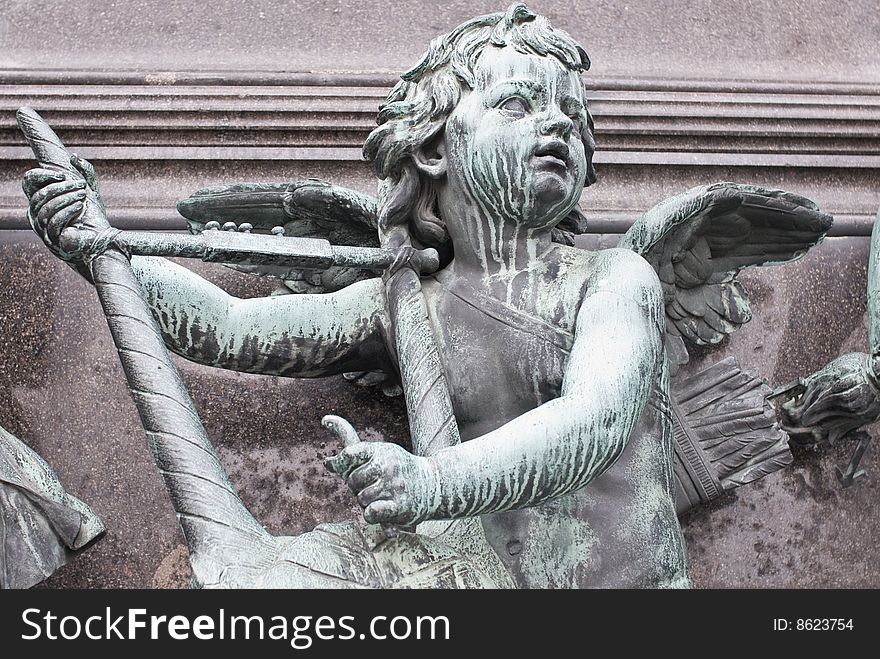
[
  {"xmin": 177, "ymin": 179, "xmax": 403, "ymax": 391},
  {"xmin": 670, "ymin": 358, "xmax": 793, "ymax": 515},
  {"xmin": 621, "ymin": 183, "xmax": 832, "ymax": 513},
  {"xmin": 176, "ymin": 179, "xmax": 380, "ymax": 293},
  {"xmin": 619, "ymin": 182, "xmax": 833, "ymax": 370}
]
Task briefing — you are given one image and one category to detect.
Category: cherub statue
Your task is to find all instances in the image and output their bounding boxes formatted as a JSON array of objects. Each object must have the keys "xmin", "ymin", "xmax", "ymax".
[{"xmin": 19, "ymin": 4, "xmax": 832, "ymax": 588}]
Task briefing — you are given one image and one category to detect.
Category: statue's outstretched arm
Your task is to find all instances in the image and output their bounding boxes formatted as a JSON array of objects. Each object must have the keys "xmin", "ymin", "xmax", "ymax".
[
  {"xmin": 23, "ymin": 159, "xmax": 391, "ymax": 379},
  {"xmin": 326, "ymin": 249, "xmax": 665, "ymax": 526},
  {"xmin": 131, "ymin": 256, "xmax": 389, "ymax": 377}
]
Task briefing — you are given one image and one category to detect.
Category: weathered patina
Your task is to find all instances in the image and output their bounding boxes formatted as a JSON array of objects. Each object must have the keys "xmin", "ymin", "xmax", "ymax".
[{"xmin": 18, "ymin": 4, "xmax": 836, "ymax": 588}]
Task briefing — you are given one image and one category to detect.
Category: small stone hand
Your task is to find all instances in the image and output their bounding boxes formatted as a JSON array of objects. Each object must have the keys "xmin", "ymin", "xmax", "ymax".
[
  {"xmin": 322, "ymin": 415, "xmax": 439, "ymax": 532},
  {"xmin": 22, "ymin": 155, "xmax": 109, "ymax": 263}
]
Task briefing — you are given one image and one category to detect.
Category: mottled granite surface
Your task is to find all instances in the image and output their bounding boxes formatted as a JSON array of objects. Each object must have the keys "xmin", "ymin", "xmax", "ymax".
[{"xmin": 0, "ymin": 231, "xmax": 876, "ymax": 589}]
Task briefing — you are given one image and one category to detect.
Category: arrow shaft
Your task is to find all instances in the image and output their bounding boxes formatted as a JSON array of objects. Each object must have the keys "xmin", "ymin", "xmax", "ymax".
[{"xmin": 60, "ymin": 228, "xmax": 440, "ymax": 274}]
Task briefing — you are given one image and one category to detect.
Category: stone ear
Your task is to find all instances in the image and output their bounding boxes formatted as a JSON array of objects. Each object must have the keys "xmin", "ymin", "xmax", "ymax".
[{"xmin": 412, "ymin": 135, "xmax": 447, "ymax": 179}]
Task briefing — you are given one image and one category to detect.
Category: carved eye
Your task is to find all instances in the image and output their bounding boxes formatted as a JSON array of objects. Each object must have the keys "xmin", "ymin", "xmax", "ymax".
[{"xmin": 499, "ymin": 97, "xmax": 528, "ymax": 118}]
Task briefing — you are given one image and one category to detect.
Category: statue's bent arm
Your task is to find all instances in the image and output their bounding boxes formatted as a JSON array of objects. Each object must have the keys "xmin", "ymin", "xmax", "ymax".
[
  {"xmin": 130, "ymin": 256, "xmax": 390, "ymax": 378},
  {"xmin": 425, "ymin": 249, "xmax": 666, "ymax": 519}
]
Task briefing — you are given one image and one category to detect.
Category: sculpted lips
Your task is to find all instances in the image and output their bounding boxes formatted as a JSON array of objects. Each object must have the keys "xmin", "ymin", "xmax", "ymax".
[{"xmin": 533, "ymin": 140, "xmax": 569, "ymax": 172}]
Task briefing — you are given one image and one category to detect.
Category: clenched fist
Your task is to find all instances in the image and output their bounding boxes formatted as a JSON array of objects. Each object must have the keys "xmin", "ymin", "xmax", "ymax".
[{"xmin": 22, "ymin": 154, "xmax": 110, "ymax": 265}]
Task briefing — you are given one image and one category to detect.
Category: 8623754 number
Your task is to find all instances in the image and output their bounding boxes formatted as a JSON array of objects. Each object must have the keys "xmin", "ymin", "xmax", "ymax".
[{"xmin": 796, "ymin": 619, "xmax": 853, "ymax": 631}]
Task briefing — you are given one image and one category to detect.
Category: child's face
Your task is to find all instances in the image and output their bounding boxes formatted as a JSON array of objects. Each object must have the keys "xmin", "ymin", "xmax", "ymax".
[{"xmin": 443, "ymin": 45, "xmax": 589, "ymax": 232}]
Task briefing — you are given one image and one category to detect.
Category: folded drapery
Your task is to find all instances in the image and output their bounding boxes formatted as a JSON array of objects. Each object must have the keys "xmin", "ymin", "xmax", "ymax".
[{"xmin": 0, "ymin": 425, "xmax": 104, "ymax": 589}]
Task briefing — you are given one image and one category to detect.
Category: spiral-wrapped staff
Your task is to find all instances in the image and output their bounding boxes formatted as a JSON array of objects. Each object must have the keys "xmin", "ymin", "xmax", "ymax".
[{"xmin": 17, "ymin": 107, "xmax": 275, "ymax": 586}]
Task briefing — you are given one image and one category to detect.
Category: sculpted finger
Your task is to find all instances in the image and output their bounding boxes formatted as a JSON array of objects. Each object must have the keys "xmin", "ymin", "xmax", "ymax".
[
  {"xmin": 30, "ymin": 179, "xmax": 85, "ymax": 217},
  {"xmin": 321, "ymin": 414, "xmax": 361, "ymax": 448},
  {"xmin": 22, "ymin": 169, "xmax": 65, "ymax": 198},
  {"xmin": 71, "ymin": 154, "xmax": 99, "ymax": 194},
  {"xmin": 363, "ymin": 500, "xmax": 400, "ymax": 525},
  {"xmin": 47, "ymin": 201, "xmax": 85, "ymax": 244},
  {"xmin": 323, "ymin": 453, "xmax": 347, "ymax": 477},
  {"xmin": 324, "ymin": 443, "xmax": 374, "ymax": 479},
  {"xmin": 36, "ymin": 190, "xmax": 86, "ymax": 231},
  {"xmin": 356, "ymin": 480, "xmax": 391, "ymax": 508},
  {"xmin": 338, "ymin": 443, "xmax": 374, "ymax": 478},
  {"xmin": 347, "ymin": 461, "xmax": 381, "ymax": 493}
]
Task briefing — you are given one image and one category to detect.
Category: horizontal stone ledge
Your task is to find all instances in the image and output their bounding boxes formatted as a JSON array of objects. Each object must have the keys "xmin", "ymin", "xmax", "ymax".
[
  {"xmin": 4, "ymin": 88, "xmax": 877, "ymax": 122},
  {"xmin": 2, "ymin": 107, "xmax": 876, "ymax": 134},
  {"xmin": 0, "ymin": 208, "xmax": 189, "ymax": 232},
  {"xmin": 0, "ymin": 69, "xmax": 402, "ymax": 88},
  {"xmin": 3, "ymin": 145, "xmax": 880, "ymax": 169},
  {"xmin": 5, "ymin": 86, "xmax": 878, "ymax": 108},
  {"xmin": 4, "ymin": 75, "xmax": 878, "ymax": 160},
  {"xmin": 582, "ymin": 213, "xmax": 875, "ymax": 237},
  {"xmin": 1, "ymin": 134, "xmax": 872, "ymax": 158},
  {"xmin": 595, "ymin": 151, "xmax": 880, "ymax": 168},
  {"xmin": 0, "ymin": 145, "xmax": 366, "ymax": 161},
  {"xmin": 3, "ymin": 69, "xmax": 880, "ymax": 96},
  {"xmin": 0, "ymin": 208, "xmax": 873, "ymax": 236}
]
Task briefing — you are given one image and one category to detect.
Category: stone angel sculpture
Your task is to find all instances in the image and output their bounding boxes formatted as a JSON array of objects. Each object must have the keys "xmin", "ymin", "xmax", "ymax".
[
  {"xmin": 19, "ymin": 4, "xmax": 831, "ymax": 588},
  {"xmin": 180, "ymin": 178, "xmax": 829, "ymax": 514}
]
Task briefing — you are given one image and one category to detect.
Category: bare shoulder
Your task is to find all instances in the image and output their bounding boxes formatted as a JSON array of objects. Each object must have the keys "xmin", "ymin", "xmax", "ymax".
[
  {"xmin": 587, "ymin": 247, "xmax": 662, "ymax": 307},
  {"xmin": 550, "ymin": 244, "xmax": 662, "ymax": 307}
]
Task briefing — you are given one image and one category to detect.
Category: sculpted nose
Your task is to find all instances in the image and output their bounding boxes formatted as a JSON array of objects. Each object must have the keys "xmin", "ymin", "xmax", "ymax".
[{"xmin": 540, "ymin": 108, "xmax": 574, "ymax": 140}]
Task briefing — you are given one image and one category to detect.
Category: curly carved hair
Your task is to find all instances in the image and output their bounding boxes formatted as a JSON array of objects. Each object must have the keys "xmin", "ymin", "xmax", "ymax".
[{"xmin": 362, "ymin": 3, "xmax": 597, "ymax": 252}]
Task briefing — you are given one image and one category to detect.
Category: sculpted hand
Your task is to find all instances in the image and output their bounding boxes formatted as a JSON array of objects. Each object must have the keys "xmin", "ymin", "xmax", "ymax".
[
  {"xmin": 775, "ymin": 352, "xmax": 880, "ymax": 445},
  {"xmin": 322, "ymin": 415, "xmax": 439, "ymax": 527},
  {"xmin": 22, "ymin": 154, "xmax": 110, "ymax": 264}
]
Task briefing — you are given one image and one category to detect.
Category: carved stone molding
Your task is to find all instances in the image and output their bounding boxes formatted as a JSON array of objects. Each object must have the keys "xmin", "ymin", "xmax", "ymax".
[{"xmin": 2, "ymin": 69, "xmax": 878, "ymax": 234}]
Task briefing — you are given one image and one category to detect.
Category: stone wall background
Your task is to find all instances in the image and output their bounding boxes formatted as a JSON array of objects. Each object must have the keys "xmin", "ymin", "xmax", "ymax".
[{"xmin": 0, "ymin": 0, "xmax": 878, "ymax": 588}]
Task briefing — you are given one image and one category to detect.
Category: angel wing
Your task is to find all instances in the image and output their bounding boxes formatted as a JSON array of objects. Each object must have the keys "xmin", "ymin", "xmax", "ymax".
[
  {"xmin": 177, "ymin": 180, "xmax": 408, "ymax": 393},
  {"xmin": 621, "ymin": 183, "xmax": 833, "ymax": 512},
  {"xmin": 177, "ymin": 179, "xmax": 380, "ymax": 293},
  {"xmin": 619, "ymin": 182, "xmax": 833, "ymax": 370}
]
